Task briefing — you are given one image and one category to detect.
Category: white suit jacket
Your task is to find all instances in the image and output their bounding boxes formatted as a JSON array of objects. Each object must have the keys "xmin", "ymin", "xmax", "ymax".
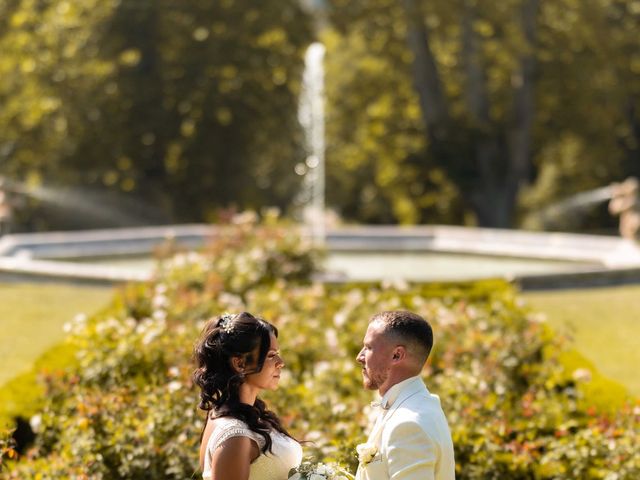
[{"xmin": 356, "ymin": 376, "xmax": 455, "ymax": 480}]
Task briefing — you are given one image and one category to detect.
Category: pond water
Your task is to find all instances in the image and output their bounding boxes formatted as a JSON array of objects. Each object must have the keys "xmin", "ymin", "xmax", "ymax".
[
  {"xmin": 70, "ymin": 251, "xmax": 598, "ymax": 282},
  {"xmin": 326, "ymin": 251, "xmax": 597, "ymax": 281}
]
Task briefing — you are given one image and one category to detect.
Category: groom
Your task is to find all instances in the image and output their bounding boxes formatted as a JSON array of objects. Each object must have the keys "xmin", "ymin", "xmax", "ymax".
[{"xmin": 355, "ymin": 311, "xmax": 455, "ymax": 480}]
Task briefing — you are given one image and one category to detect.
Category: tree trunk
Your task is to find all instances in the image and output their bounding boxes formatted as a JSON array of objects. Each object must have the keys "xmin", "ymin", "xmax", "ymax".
[
  {"xmin": 504, "ymin": 0, "xmax": 539, "ymax": 223},
  {"xmin": 402, "ymin": 0, "xmax": 539, "ymax": 227},
  {"xmin": 402, "ymin": 0, "xmax": 449, "ymax": 136},
  {"xmin": 461, "ymin": 1, "xmax": 510, "ymax": 228},
  {"xmin": 621, "ymin": 96, "xmax": 640, "ymax": 177},
  {"xmin": 467, "ymin": 0, "xmax": 539, "ymax": 227}
]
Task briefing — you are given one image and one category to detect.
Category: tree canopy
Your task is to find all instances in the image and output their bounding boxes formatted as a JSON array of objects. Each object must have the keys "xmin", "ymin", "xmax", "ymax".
[
  {"xmin": 0, "ymin": 0, "xmax": 313, "ymax": 230},
  {"xmin": 324, "ymin": 0, "xmax": 640, "ymax": 228},
  {"xmin": 1, "ymin": 0, "xmax": 640, "ymax": 230}
]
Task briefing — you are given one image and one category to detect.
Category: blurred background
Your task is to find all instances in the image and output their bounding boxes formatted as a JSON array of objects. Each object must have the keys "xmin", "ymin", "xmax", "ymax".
[{"xmin": 0, "ymin": 0, "xmax": 639, "ymax": 233}]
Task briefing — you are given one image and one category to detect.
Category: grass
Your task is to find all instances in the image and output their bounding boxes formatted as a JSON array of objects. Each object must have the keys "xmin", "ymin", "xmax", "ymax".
[
  {"xmin": 0, "ymin": 283, "xmax": 112, "ymax": 426},
  {"xmin": 0, "ymin": 283, "xmax": 113, "ymax": 386},
  {"xmin": 523, "ymin": 284, "xmax": 640, "ymax": 399}
]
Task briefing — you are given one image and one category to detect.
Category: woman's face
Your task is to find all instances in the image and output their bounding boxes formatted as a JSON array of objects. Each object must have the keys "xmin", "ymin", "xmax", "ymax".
[{"xmin": 244, "ymin": 333, "xmax": 284, "ymax": 391}]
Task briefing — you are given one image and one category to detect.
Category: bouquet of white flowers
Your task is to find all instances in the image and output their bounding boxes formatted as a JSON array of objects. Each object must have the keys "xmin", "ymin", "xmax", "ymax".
[{"xmin": 288, "ymin": 461, "xmax": 354, "ymax": 480}]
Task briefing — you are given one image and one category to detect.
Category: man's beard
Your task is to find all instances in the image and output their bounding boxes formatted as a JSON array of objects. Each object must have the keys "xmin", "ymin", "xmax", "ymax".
[{"xmin": 362, "ymin": 368, "xmax": 387, "ymax": 390}]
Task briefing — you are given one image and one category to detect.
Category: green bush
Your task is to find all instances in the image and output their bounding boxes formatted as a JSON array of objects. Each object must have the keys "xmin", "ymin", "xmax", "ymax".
[
  {"xmin": 4, "ymin": 215, "xmax": 639, "ymax": 479},
  {"xmin": 0, "ymin": 431, "xmax": 16, "ymax": 473}
]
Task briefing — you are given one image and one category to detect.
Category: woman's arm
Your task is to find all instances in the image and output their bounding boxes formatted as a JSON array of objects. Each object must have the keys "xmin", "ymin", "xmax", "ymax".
[{"xmin": 211, "ymin": 436, "xmax": 259, "ymax": 480}]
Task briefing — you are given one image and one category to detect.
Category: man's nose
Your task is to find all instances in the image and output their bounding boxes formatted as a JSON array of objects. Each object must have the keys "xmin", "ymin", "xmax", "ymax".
[{"xmin": 356, "ymin": 349, "xmax": 364, "ymax": 363}]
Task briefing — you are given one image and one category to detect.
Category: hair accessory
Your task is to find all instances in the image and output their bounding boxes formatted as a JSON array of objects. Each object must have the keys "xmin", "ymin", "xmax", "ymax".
[{"xmin": 219, "ymin": 313, "xmax": 235, "ymax": 334}]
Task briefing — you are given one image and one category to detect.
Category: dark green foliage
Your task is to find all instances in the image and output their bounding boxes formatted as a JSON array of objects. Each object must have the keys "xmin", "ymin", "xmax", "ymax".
[
  {"xmin": 0, "ymin": 0, "xmax": 313, "ymax": 230},
  {"xmin": 324, "ymin": 0, "xmax": 640, "ymax": 229}
]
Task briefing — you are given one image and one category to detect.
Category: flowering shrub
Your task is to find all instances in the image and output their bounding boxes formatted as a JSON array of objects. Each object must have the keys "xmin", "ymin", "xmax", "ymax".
[
  {"xmin": 157, "ymin": 210, "xmax": 322, "ymax": 299},
  {"xmin": 4, "ymin": 214, "xmax": 640, "ymax": 479},
  {"xmin": 0, "ymin": 431, "xmax": 16, "ymax": 472}
]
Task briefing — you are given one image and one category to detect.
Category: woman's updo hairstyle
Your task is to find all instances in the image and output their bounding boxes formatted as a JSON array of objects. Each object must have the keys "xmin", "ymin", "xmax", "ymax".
[{"xmin": 193, "ymin": 311, "xmax": 291, "ymax": 453}]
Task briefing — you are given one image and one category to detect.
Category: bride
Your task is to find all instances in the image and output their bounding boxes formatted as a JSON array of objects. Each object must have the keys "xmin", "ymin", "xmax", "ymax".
[{"xmin": 193, "ymin": 312, "xmax": 302, "ymax": 480}]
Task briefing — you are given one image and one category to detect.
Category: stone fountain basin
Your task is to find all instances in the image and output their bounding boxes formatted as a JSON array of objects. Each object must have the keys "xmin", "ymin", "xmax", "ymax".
[{"xmin": 1, "ymin": 225, "xmax": 640, "ymax": 289}]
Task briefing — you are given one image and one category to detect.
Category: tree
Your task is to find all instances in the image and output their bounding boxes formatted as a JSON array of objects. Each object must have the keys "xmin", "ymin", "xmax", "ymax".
[
  {"xmin": 0, "ymin": 0, "xmax": 313, "ymax": 230},
  {"xmin": 325, "ymin": 0, "xmax": 640, "ymax": 228}
]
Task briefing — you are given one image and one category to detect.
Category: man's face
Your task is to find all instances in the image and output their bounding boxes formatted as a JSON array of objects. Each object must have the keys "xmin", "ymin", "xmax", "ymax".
[{"xmin": 356, "ymin": 320, "xmax": 395, "ymax": 392}]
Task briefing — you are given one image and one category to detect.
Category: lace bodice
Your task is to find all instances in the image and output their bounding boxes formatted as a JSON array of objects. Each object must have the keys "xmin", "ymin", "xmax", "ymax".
[{"xmin": 203, "ymin": 417, "xmax": 302, "ymax": 480}]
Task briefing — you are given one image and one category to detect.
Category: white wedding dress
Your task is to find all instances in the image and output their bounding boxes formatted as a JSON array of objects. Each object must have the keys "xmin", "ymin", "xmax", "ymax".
[{"xmin": 202, "ymin": 417, "xmax": 302, "ymax": 480}]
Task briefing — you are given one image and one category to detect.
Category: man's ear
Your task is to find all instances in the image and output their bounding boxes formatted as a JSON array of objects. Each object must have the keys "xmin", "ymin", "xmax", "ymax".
[
  {"xmin": 391, "ymin": 346, "xmax": 406, "ymax": 363},
  {"xmin": 230, "ymin": 356, "xmax": 246, "ymax": 374}
]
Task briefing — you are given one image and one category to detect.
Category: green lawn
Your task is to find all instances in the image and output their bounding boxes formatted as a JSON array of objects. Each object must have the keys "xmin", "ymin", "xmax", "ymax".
[
  {"xmin": 523, "ymin": 284, "xmax": 640, "ymax": 398},
  {"xmin": 0, "ymin": 283, "xmax": 113, "ymax": 386}
]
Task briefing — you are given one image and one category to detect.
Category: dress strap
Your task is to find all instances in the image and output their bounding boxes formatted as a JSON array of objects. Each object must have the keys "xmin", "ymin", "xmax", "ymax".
[{"xmin": 208, "ymin": 418, "xmax": 266, "ymax": 452}]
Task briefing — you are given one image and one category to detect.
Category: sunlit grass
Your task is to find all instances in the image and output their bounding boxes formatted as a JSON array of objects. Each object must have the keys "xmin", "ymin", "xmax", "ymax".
[
  {"xmin": 0, "ymin": 283, "xmax": 112, "ymax": 386},
  {"xmin": 524, "ymin": 284, "xmax": 640, "ymax": 398},
  {"xmin": 0, "ymin": 283, "xmax": 112, "ymax": 426}
]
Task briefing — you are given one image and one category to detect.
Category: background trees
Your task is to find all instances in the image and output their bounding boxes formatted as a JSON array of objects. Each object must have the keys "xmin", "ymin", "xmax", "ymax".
[
  {"xmin": 0, "ymin": 0, "xmax": 312, "ymax": 230},
  {"xmin": 1, "ymin": 0, "xmax": 640, "ymax": 230},
  {"xmin": 324, "ymin": 0, "xmax": 640, "ymax": 229}
]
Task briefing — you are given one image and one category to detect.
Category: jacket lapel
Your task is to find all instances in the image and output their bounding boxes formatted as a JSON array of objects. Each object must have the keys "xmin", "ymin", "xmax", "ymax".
[{"xmin": 367, "ymin": 379, "xmax": 427, "ymax": 447}]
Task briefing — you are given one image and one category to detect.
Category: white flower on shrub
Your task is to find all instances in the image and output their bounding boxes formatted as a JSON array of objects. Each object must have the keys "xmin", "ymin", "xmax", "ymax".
[
  {"xmin": 143, "ymin": 330, "xmax": 160, "ymax": 345},
  {"xmin": 277, "ymin": 369, "xmax": 292, "ymax": 386},
  {"xmin": 332, "ymin": 312, "xmax": 347, "ymax": 327},
  {"xmin": 381, "ymin": 278, "xmax": 408, "ymax": 292},
  {"xmin": 152, "ymin": 293, "xmax": 168, "ymax": 309},
  {"xmin": 232, "ymin": 211, "xmax": 258, "ymax": 225},
  {"xmin": 313, "ymin": 361, "xmax": 331, "ymax": 377},
  {"xmin": 528, "ymin": 312, "xmax": 547, "ymax": 324},
  {"xmin": 168, "ymin": 381, "xmax": 182, "ymax": 393},
  {"xmin": 325, "ymin": 328, "xmax": 338, "ymax": 351},
  {"xmin": 30, "ymin": 414, "xmax": 42, "ymax": 433},
  {"xmin": 572, "ymin": 368, "xmax": 592, "ymax": 382},
  {"xmin": 249, "ymin": 247, "xmax": 263, "ymax": 260},
  {"xmin": 331, "ymin": 402, "xmax": 346, "ymax": 415},
  {"xmin": 152, "ymin": 310, "xmax": 167, "ymax": 322}
]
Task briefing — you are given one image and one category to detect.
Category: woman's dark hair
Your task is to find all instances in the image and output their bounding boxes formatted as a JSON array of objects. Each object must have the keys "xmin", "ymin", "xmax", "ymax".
[{"xmin": 193, "ymin": 311, "xmax": 293, "ymax": 454}]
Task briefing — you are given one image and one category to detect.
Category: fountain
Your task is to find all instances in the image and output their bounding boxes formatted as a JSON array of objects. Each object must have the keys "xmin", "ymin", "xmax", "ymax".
[
  {"xmin": 297, "ymin": 42, "xmax": 326, "ymax": 246},
  {"xmin": 535, "ymin": 185, "xmax": 615, "ymax": 229},
  {"xmin": 0, "ymin": 177, "xmax": 13, "ymax": 235},
  {"xmin": 1, "ymin": 54, "xmax": 640, "ymax": 288},
  {"xmin": 608, "ymin": 177, "xmax": 640, "ymax": 241},
  {"xmin": 530, "ymin": 177, "xmax": 640, "ymax": 242},
  {"xmin": 0, "ymin": 175, "xmax": 169, "ymax": 233}
]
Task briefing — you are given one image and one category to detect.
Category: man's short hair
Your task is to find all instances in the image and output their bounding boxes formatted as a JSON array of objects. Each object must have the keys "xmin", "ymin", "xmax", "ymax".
[{"xmin": 372, "ymin": 310, "xmax": 433, "ymax": 364}]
